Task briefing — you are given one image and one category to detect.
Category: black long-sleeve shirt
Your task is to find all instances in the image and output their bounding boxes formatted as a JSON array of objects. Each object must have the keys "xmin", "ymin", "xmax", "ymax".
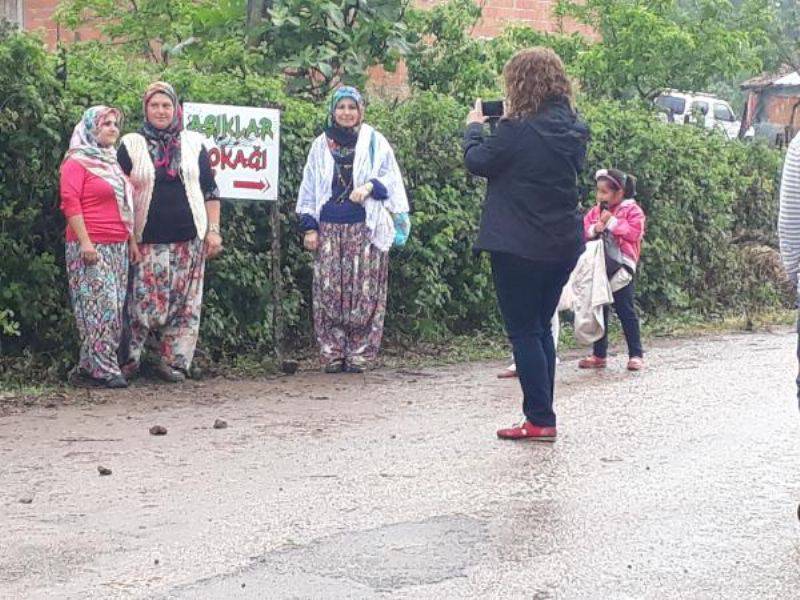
[{"xmin": 117, "ymin": 144, "xmax": 218, "ymax": 244}]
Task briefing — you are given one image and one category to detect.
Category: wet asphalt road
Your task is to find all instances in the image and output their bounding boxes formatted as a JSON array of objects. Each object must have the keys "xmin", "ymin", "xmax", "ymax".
[{"xmin": 0, "ymin": 331, "xmax": 798, "ymax": 599}]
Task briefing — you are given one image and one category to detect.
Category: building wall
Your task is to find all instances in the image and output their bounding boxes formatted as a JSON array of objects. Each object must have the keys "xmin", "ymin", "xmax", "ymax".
[
  {"xmin": 24, "ymin": 0, "xmax": 60, "ymax": 46},
  {"xmin": 765, "ymin": 93, "xmax": 800, "ymax": 127},
  {"xmin": 17, "ymin": 0, "xmax": 98, "ymax": 46},
  {"xmin": 456, "ymin": 0, "xmax": 591, "ymax": 38},
  {"xmin": 750, "ymin": 89, "xmax": 800, "ymax": 146}
]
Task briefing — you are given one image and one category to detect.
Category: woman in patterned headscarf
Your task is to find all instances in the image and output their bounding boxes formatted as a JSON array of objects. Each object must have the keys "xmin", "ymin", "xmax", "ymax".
[
  {"xmin": 296, "ymin": 86, "xmax": 409, "ymax": 373},
  {"xmin": 60, "ymin": 105, "xmax": 136, "ymax": 388},
  {"xmin": 117, "ymin": 82, "xmax": 223, "ymax": 383}
]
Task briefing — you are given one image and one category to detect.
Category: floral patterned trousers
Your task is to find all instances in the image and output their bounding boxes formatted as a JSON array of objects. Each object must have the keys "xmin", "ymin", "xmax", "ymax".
[
  {"xmin": 66, "ymin": 241, "xmax": 129, "ymax": 380},
  {"xmin": 313, "ymin": 222, "xmax": 389, "ymax": 366},
  {"xmin": 125, "ymin": 238, "xmax": 205, "ymax": 372}
]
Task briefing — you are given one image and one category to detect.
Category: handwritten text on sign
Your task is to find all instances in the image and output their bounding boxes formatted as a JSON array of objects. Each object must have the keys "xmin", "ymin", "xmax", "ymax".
[{"xmin": 183, "ymin": 103, "xmax": 280, "ymax": 201}]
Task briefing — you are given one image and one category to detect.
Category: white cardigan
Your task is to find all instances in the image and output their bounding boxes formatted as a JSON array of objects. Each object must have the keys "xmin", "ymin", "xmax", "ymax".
[
  {"xmin": 558, "ymin": 240, "xmax": 614, "ymax": 345},
  {"xmin": 295, "ymin": 123, "xmax": 409, "ymax": 252},
  {"xmin": 120, "ymin": 131, "xmax": 209, "ymax": 242}
]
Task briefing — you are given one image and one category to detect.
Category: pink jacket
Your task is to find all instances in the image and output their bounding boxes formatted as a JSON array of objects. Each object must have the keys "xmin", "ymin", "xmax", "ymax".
[{"xmin": 584, "ymin": 199, "xmax": 646, "ymax": 271}]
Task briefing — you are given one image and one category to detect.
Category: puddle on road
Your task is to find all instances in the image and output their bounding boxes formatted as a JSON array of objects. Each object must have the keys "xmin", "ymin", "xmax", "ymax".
[{"xmin": 168, "ymin": 515, "xmax": 487, "ymax": 599}]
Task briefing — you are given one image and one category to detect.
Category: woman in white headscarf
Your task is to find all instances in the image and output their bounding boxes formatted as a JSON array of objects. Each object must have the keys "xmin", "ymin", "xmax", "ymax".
[{"xmin": 296, "ymin": 86, "xmax": 409, "ymax": 373}]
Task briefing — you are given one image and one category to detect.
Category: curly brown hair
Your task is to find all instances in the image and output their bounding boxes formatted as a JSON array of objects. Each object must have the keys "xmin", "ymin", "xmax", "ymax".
[{"xmin": 503, "ymin": 47, "xmax": 573, "ymax": 120}]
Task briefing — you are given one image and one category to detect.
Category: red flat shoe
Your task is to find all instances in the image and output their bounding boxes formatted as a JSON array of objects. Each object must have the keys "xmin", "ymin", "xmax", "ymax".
[
  {"xmin": 578, "ymin": 355, "xmax": 607, "ymax": 369},
  {"xmin": 496, "ymin": 420, "xmax": 556, "ymax": 442},
  {"xmin": 627, "ymin": 357, "xmax": 644, "ymax": 371},
  {"xmin": 496, "ymin": 368, "xmax": 518, "ymax": 379}
]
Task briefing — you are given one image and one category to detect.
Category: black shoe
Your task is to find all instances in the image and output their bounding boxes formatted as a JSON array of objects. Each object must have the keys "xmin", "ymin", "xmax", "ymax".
[
  {"xmin": 344, "ymin": 358, "xmax": 367, "ymax": 373},
  {"xmin": 153, "ymin": 363, "xmax": 186, "ymax": 383},
  {"xmin": 323, "ymin": 360, "xmax": 344, "ymax": 374},
  {"xmin": 68, "ymin": 370, "xmax": 105, "ymax": 388},
  {"xmin": 68, "ymin": 370, "xmax": 128, "ymax": 389},
  {"xmin": 105, "ymin": 375, "xmax": 128, "ymax": 389}
]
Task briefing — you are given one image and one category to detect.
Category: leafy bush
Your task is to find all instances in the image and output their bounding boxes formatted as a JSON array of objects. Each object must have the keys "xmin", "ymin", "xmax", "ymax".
[
  {"xmin": 0, "ymin": 26, "xmax": 789, "ymax": 380},
  {"xmin": 555, "ymin": 0, "xmax": 764, "ymax": 101},
  {"xmin": 56, "ymin": 0, "xmax": 411, "ymax": 99},
  {"xmin": 368, "ymin": 93, "xmax": 501, "ymax": 337},
  {"xmin": 405, "ymin": 0, "xmax": 586, "ymax": 103},
  {"xmin": 0, "ymin": 25, "xmax": 73, "ymax": 365},
  {"xmin": 580, "ymin": 99, "xmax": 786, "ymax": 317}
]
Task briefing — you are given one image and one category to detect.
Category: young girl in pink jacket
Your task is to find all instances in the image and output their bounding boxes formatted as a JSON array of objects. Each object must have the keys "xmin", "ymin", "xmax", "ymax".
[{"xmin": 581, "ymin": 168, "xmax": 646, "ymax": 371}]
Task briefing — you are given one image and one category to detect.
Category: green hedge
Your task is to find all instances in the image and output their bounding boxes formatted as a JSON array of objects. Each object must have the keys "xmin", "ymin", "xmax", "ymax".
[
  {"xmin": 0, "ymin": 29, "xmax": 788, "ymax": 378},
  {"xmin": 0, "ymin": 28, "xmax": 72, "ymax": 376},
  {"xmin": 580, "ymin": 100, "xmax": 786, "ymax": 318}
]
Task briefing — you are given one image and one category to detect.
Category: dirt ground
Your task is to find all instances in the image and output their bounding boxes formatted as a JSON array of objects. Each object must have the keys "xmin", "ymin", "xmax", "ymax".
[{"xmin": 1, "ymin": 331, "xmax": 799, "ymax": 599}]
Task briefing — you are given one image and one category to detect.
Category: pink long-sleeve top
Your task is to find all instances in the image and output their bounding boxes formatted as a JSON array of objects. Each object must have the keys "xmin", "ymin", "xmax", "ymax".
[
  {"xmin": 59, "ymin": 159, "xmax": 129, "ymax": 244},
  {"xmin": 584, "ymin": 199, "xmax": 646, "ymax": 270}
]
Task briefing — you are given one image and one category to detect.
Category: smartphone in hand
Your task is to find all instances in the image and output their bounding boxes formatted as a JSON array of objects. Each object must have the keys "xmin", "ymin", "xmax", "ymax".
[{"xmin": 481, "ymin": 100, "xmax": 504, "ymax": 119}]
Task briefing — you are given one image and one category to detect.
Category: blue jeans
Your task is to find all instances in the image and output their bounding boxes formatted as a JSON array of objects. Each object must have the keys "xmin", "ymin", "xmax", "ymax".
[
  {"xmin": 593, "ymin": 280, "xmax": 643, "ymax": 359},
  {"xmin": 491, "ymin": 252, "xmax": 577, "ymax": 427}
]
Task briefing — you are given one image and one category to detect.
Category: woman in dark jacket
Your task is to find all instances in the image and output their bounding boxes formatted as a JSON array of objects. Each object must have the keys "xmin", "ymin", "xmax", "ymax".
[{"xmin": 464, "ymin": 47, "xmax": 589, "ymax": 442}]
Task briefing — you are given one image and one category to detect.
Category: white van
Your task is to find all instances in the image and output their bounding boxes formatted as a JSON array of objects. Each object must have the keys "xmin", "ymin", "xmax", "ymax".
[{"xmin": 654, "ymin": 91, "xmax": 753, "ymax": 139}]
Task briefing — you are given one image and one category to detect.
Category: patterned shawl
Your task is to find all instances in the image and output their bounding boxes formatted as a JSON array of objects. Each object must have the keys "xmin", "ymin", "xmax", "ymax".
[
  {"xmin": 64, "ymin": 106, "xmax": 134, "ymax": 235},
  {"xmin": 140, "ymin": 81, "xmax": 183, "ymax": 178}
]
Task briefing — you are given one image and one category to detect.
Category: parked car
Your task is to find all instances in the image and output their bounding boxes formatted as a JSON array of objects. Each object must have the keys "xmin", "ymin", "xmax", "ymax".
[{"xmin": 654, "ymin": 90, "xmax": 754, "ymax": 139}]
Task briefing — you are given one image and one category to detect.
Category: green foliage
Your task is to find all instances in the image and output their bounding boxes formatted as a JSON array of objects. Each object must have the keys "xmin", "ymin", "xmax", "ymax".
[
  {"xmin": 556, "ymin": 0, "xmax": 763, "ymax": 100},
  {"xmin": 733, "ymin": 0, "xmax": 800, "ymax": 73},
  {"xmin": 56, "ymin": 0, "xmax": 412, "ymax": 99},
  {"xmin": 580, "ymin": 99, "xmax": 785, "ymax": 316},
  {"xmin": 0, "ymin": 309, "xmax": 21, "ymax": 339},
  {"xmin": 404, "ymin": 0, "xmax": 493, "ymax": 100},
  {"xmin": 771, "ymin": 0, "xmax": 800, "ymax": 70},
  {"xmin": 405, "ymin": 0, "xmax": 586, "ymax": 102},
  {"xmin": 61, "ymin": 43, "xmax": 158, "ymax": 124},
  {"xmin": 56, "ymin": 0, "xmax": 244, "ymax": 64},
  {"xmin": 0, "ymin": 19, "xmax": 789, "ymax": 378},
  {"xmin": 255, "ymin": 0, "xmax": 412, "ymax": 96},
  {"xmin": 0, "ymin": 25, "xmax": 74, "ymax": 362}
]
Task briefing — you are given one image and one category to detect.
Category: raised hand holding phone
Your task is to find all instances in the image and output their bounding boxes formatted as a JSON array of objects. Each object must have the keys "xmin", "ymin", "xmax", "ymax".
[{"xmin": 466, "ymin": 99, "xmax": 487, "ymax": 125}]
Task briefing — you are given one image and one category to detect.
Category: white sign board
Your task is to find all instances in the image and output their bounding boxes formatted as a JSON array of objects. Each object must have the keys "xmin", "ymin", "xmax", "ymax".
[{"xmin": 183, "ymin": 102, "xmax": 280, "ymax": 201}]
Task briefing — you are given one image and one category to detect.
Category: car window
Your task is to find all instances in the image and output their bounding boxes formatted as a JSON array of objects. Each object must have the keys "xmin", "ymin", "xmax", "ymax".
[
  {"xmin": 713, "ymin": 103, "xmax": 735, "ymax": 122},
  {"xmin": 691, "ymin": 101, "xmax": 709, "ymax": 115},
  {"xmin": 655, "ymin": 95, "xmax": 686, "ymax": 114}
]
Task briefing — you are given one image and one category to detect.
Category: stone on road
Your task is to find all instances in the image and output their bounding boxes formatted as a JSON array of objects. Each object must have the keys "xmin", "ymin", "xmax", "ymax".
[{"xmin": 0, "ymin": 331, "xmax": 798, "ymax": 599}]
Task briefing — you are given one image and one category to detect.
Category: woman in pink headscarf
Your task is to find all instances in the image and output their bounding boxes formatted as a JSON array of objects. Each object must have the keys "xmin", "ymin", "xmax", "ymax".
[{"xmin": 60, "ymin": 105, "xmax": 137, "ymax": 388}]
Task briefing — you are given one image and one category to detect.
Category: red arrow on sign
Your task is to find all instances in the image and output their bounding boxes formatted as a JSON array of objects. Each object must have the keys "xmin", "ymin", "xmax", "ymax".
[{"xmin": 233, "ymin": 180, "xmax": 270, "ymax": 191}]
